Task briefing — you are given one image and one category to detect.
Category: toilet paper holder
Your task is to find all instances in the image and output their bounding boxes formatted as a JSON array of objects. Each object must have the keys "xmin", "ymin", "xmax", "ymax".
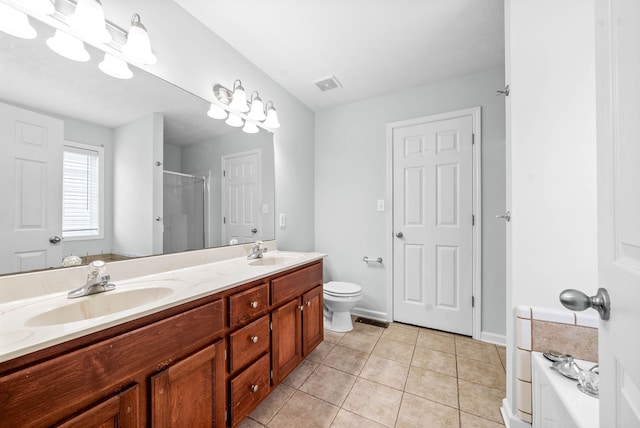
[{"xmin": 362, "ymin": 256, "xmax": 383, "ymax": 263}]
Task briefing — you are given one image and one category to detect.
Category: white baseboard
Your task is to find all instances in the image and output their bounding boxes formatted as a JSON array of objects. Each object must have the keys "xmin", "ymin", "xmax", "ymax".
[
  {"xmin": 500, "ymin": 398, "xmax": 531, "ymax": 428},
  {"xmin": 481, "ymin": 331, "xmax": 507, "ymax": 346},
  {"xmin": 351, "ymin": 307, "xmax": 389, "ymax": 322}
]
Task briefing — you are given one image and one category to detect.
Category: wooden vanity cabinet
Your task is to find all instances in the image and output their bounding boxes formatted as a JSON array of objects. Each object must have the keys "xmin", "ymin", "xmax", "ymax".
[{"xmin": 56, "ymin": 384, "xmax": 140, "ymax": 428}]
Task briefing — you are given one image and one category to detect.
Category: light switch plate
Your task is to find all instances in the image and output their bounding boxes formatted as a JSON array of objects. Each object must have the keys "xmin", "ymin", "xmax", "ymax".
[
  {"xmin": 377, "ymin": 200, "xmax": 385, "ymax": 211},
  {"xmin": 279, "ymin": 213, "xmax": 286, "ymax": 228}
]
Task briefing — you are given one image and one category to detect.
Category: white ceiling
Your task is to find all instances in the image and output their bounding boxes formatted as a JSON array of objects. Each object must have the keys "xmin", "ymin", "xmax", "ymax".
[{"xmin": 174, "ymin": 0, "xmax": 505, "ymax": 112}]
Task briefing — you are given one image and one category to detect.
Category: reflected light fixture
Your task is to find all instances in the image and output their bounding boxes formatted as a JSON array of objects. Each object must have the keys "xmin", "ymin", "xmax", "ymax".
[
  {"xmin": 229, "ymin": 79, "xmax": 250, "ymax": 112},
  {"xmin": 0, "ymin": 3, "xmax": 37, "ymax": 39},
  {"xmin": 242, "ymin": 121, "xmax": 259, "ymax": 134},
  {"xmin": 99, "ymin": 53, "xmax": 133, "ymax": 79},
  {"xmin": 28, "ymin": 0, "xmax": 56, "ymax": 15},
  {"xmin": 46, "ymin": 29, "xmax": 90, "ymax": 62},
  {"xmin": 263, "ymin": 101, "xmax": 280, "ymax": 129},
  {"xmin": 225, "ymin": 112, "xmax": 244, "ymax": 128},
  {"xmin": 66, "ymin": 0, "xmax": 111, "ymax": 43},
  {"xmin": 122, "ymin": 13, "xmax": 157, "ymax": 65},
  {"xmin": 248, "ymin": 91, "xmax": 266, "ymax": 121},
  {"xmin": 207, "ymin": 103, "xmax": 228, "ymax": 120}
]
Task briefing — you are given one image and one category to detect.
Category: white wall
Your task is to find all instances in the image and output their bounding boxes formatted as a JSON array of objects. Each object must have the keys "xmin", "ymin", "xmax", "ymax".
[
  {"xmin": 504, "ymin": 0, "xmax": 598, "ymax": 422},
  {"xmin": 103, "ymin": 0, "xmax": 316, "ymax": 251},
  {"xmin": 315, "ymin": 67, "xmax": 506, "ymax": 337}
]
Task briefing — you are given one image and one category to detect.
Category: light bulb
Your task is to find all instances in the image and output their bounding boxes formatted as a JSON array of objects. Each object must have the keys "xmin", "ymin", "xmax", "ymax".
[
  {"xmin": 242, "ymin": 121, "xmax": 259, "ymax": 134},
  {"xmin": 0, "ymin": 3, "xmax": 37, "ymax": 39},
  {"xmin": 225, "ymin": 113, "xmax": 244, "ymax": 127},
  {"xmin": 248, "ymin": 93, "xmax": 266, "ymax": 121},
  {"xmin": 122, "ymin": 14, "xmax": 157, "ymax": 65},
  {"xmin": 46, "ymin": 30, "xmax": 90, "ymax": 62},
  {"xmin": 207, "ymin": 103, "xmax": 228, "ymax": 120},
  {"xmin": 99, "ymin": 53, "xmax": 133, "ymax": 79},
  {"xmin": 66, "ymin": 0, "xmax": 111, "ymax": 43},
  {"xmin": 263, "ymin": 104, "xmax": 280, "ymax": 129},
  {"xmin": 229, "ymin": 80, "xmax": 249, "ymax": 112}
]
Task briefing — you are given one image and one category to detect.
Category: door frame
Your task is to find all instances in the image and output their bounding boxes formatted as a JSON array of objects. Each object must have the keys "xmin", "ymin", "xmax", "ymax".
[{"xmin": 385, "ymin": 107, "xmax": 482, "ymax": 339}]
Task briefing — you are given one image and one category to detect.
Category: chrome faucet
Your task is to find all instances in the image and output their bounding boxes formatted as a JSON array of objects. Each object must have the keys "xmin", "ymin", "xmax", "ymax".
[
  {"xmin": 247, "ymin": 241, "xmax": 268, "ymax": 260},
  {"xmin": 68, "ymin": 260, "xmax": 115, "ymax": 298}
]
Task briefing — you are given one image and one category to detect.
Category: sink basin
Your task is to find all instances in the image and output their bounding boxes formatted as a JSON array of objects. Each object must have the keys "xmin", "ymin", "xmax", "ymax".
[
  {"xmin": 248, "ymin": 254, "xmax": 303, "ymax": 267},
  {"xmin": 25, "ymin": 285, "xmax": 178, "ymax": 327}
]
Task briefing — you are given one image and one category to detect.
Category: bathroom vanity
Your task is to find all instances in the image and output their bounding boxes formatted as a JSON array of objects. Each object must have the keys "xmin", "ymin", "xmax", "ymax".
[{"xmin": 0, "ymin": 250, "xmax": 324, "ymax": 427}]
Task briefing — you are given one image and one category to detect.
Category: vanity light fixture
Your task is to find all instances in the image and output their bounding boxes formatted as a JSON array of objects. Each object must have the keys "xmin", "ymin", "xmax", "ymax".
[
  {"xmin": 225, "ymin": 112, "xmax": 244, "ymax": 128},
  {"xmin": 121, "ymin": 13, "xmax": 156, "ymax": 65},
  {"xmin": 229, "ymin": 79, "xmax": 250, "ymax": 113},
  {"xmin": 98, "ymin": 52, "xmax": 133, "ymax": 79},
  {"xmin": 242, "ymin": 121, "xmax": 259, "ymax": 134},
  {"xmin": 0, "ymin": 2, "xmax": 37, "ymax": 39},
  {"xmin": 207, "ymin": 103, "xmax": 228, "ymax": 120},
  {"xmin": 28, "ymin": 0, "xmax": 55, "ymax": 15},
  {"xmin": 263, "ymin": 101, "xmax": 280, "ymax": 129},
  {"xmin": 66, "ymin": 0, "xmax": 111, "ymax": 44},
  {"xmin": 46, "ymin": 29, "xmax": 90, "ymax": 62},
  {"xmin": 248, "ymin": 91, "xmax": 266, "ymax": 121}
]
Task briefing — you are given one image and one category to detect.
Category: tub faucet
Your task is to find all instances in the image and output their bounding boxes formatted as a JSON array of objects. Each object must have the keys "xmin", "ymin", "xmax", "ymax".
[
  {"xmin": 247, "ymin": 241, "xmax": 268, "ymax": 260},
  {"xmin": 68, "ymin": 260, "xmax": 115, "ymax": 298}
]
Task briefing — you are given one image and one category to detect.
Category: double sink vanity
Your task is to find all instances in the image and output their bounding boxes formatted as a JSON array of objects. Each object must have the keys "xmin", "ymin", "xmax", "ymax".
[{"xmin": 0, "ymin": 244, "xmax": 325, "ymax": 427}]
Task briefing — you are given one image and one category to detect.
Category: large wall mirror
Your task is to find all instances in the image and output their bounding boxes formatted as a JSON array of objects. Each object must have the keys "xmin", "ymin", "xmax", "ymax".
[{"xmin": 0, "ymin": 18, "xmax": 275, "ymax": 276}]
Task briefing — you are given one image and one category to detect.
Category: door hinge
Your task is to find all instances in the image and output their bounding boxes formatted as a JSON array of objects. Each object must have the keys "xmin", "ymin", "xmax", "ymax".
[
  {"xmin": 472, "ymin": 133, "xmax": 475, "ymax": 145},
  {"xmin": 270, "ymin": 370, "xmax": 273, "ymax": 380},
  {"xmin": 472, "ymin": 215, "xmax": 475, "ymax": 226},
  {"xmin": 223, "ymin": 170, "xmax": 226, "ymax": 177},
  {"xmin": 472, "ymin": 296, "xmax": 475, "ymax": 307},
  {"xmin": 225, "ymin": 410, "xmax": 228, "ymax": 422},
  {"xmin": 269, "ymin": 321, "xmax": 273, "ymax": 331},
  {"xmin": 224, "ymin": 349, "xmax": 227, "ymax": 360},
  {"xmin": 223, "ymin": 217, "xmax": 226, "ymax": 224}
]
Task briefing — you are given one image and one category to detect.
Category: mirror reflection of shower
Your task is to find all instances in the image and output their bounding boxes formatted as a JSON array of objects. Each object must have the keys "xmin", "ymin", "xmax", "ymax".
[{"xmin": 163, "ymin": 171, "xmax": 206, "ymax": 253}]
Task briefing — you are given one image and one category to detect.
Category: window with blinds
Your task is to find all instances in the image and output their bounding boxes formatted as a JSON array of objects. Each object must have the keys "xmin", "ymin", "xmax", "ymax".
[{"xmin": 62, "ymin": 142, "xmax": 104, "ymax": 239}]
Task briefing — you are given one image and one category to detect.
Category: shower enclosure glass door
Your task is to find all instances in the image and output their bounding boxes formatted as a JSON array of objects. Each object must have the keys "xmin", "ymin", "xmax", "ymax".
[{"xmin": 163, "ymin": 171, "xmax": 205, "ymax": 254}]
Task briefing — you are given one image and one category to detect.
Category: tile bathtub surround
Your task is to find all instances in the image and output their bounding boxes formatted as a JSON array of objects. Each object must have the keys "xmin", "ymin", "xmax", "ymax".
[
  {"xmin": 514, "ymin": 306, "xmax": 598, "ymax": 424},
  {"xmin": 239, "ymin": 322, "xmax": 507, "ymax": 428}
]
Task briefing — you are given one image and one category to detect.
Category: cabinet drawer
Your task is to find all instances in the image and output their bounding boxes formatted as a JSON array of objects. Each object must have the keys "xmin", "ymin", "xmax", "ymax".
[
  {"xmin": 228, "ymin": 314, "xmax": 270, "ymax": 373},
  {"xmin": 229, "ymin": 282, "xmax": 269, "ymax": 327},
  {"xmin": 271, "ymin": 263, "xmax": 323, "ymax": 305},
  {"xmin": 229, "ymin": 353, "xmax": 271, "ymax": 425}
]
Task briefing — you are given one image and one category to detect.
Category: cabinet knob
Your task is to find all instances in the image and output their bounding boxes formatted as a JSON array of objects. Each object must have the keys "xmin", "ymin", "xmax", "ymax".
[
  {"xmin": 297, "ymin": 305, "xmax": 304, "ymax": 311},
  {"xmin": 250, "ymin": 335, "xmax": 259, "ymax": 343},
  {"xmin": 250, "ymin": 384, "xmax": 259, "ymax": 393},
  {"xmin": 250, "ymin": 301, "xmax": 258, "ymax": 309},
  {"xmin": 305, "ymin": 300, "xmax": 311, "ymax": 306}
]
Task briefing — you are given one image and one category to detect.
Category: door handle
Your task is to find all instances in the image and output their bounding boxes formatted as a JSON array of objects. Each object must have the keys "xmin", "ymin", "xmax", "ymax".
[
  {"xmin": 559, "ymin": 288, "xmax": 610, "ymax": 320},
  {"xmin": 251, "ymin": 228, "xmax": 258, "ymax": 233},
  {"xmin": 395, "ymin": 232, "xmax": 403, "ymax": 238},
  {"xmin": 496, "ymin": 211, "xmax": 511, "ymax": 222},
  {"xmin": 49, "ymin": 236, "xmax": 63, "ymax": 244}
]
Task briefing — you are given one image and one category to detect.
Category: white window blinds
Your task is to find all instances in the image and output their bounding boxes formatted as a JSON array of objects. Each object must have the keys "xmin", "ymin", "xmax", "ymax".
[{"xmin": 62, "ymin": 143, "xmax": 102, "ymax": 238}]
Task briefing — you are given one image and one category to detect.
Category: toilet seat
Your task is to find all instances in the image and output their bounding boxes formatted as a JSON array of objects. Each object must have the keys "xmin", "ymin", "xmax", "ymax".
[{"xmin": 324, "ymin": 281, "xmax": 362, "ymax": 297}]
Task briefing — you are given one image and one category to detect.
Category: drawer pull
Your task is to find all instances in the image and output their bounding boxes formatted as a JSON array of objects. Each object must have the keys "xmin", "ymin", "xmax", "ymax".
[
  {"xmin": 250, "ymin": 335, "xmax": 259, "ymax": 343},
  {"xmin": 305, "ymin": 300, "xmax": 311, "ymax": 306},
  {"xmin": 250, "ymin": 384, "xmax": 259, "ymax": 393},
  {"xmin": 250, "ymin": 301, "xmax": 259, "ymax": 309}
]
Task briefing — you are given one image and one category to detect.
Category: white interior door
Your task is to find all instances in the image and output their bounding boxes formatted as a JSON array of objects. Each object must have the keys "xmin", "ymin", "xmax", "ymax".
[
  {"xmin": 392, "ymin": 112, "xmax": 474, "ymax": 335},
  {"xmin": 222, "ymin": 150, "xmax": 261, "ymax": 245},
  {"xmin": 595, "ymin": 0, "xmax": 640, "ymax": 425},
  {"xmin": 0, "ymin": 101, "xmax": 63, "ymax": 274}
]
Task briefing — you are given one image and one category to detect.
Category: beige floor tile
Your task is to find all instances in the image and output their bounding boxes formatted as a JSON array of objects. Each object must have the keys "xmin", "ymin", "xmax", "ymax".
[
  {"xmin": 323, "ymin": 344, "xmax": 369, "ymax": 375},
  {"xmin": 338, "ymin": 330, "xmax": 379, "ymax": 353},
  {"xmin": 497, "ymin": 346, "xmax": 507, "ymax": 370},
  {"xmin": 372, "ymin": 338, "xmax": 414, "ymax": 365},
  {"xmin": 299, "ymin": 364, "xmax": 357, "ymax": 406},
  {"xmin": 381, "ymin": 325, "xmax": 418, "ymax": 345},
  {"xmin": 267, "ymin": 391, "xmax": 339, "ymax": 428},
  {"xmin": 342, "ymin": 378, "xmax": 403, "ymax": 427},
  {"xmin": 359, "ymin": 355, "xmax": 409, "ymax": 390},
  {"xmin": 396, "ymin": 393, "xmax": 460, "ymax": 428},
  {"xmin": 351, "ymin": 321, "xmax": 385, "ymax": 337},
  {"xmin": 412, "ymin": 347, "xmax": 457, "ymax": 377},
  {"xmin": 458, "ymin": 380, "xmax": 505, "ymax": 424},
  {"xmin": 324, "ymin": 329, "xmax": 346, "ymax": 344},
  {"xmin": 405, "ymin": 366, "xmax": 459, "ymax": 408},
  {"xmin": 239, "ymin": 417, "xmax": 266, "ymax": 427},
  {"xmin": 460, "ymin": 411, "xmax": 505, "ymax": 427},
  {"xmin": 281, "ymin": 359, "xmax": 318, "ymax": 388},
  {"xmin": 249, "ymin": 384, "xmax": 296, "ymax": 425},
  {"xmin": 329, "ymin": 409, "xmax": 386, "ymax": 428},
  {"xmin": 306, "ymin": 340, "xmax": 335, "ymax": 363},
  {"xmin": 458, "ymin": 356, "xmax": 506, "ymax": 391},
  {"xmin": 416, "ymin": 330, "xmax": 456, "ymax": 354},
  {"xmin": 456, "ymin": 339, "xmax": 501, "ymax": 366}
]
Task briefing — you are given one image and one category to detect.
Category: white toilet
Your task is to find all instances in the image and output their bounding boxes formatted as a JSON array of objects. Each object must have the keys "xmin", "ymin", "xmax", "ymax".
[{"xmin": 323, "ymin": 281, "xmax": 363, "ymax": 332}]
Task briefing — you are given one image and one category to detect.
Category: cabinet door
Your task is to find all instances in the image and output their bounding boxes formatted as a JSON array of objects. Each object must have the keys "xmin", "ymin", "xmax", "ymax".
[
  {"xmin": 56, "ymin": 384, "xmax": 139, "ymax": 428},
  {"xmin": 151, "ymin": 341, "xmax": 225, "ymax": 427},
  {"xmin": 271, "ymin": 298, "xmax": 302, "ymax": 384},
  {"xmin": 302, "ymin": 285, "xmax": 324, "ymax": 356}
]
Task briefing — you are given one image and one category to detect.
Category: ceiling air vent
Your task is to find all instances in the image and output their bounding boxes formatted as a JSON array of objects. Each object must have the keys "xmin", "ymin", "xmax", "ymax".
[{"xmin": 313, "ymin": 75, "xmax": 342, "ymax": 92}]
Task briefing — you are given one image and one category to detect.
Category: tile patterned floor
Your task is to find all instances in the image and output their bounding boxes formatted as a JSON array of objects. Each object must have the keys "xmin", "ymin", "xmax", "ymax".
[{"xmin": 239, "ymin": 321, "xmax": 507, "ymax": 428}]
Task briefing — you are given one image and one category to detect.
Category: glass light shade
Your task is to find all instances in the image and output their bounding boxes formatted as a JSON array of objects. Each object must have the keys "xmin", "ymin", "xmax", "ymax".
[
  {"xmin": 46, "ymin": 30, "xmax": 90, "ymax": 62},
  {"xmin": 207, "ymin": 103, "xmax": 228, "ymax": 120},
  {"xmin": 225, "ymin": 112, "xmax": 244, "ymax": 128},
  {"xmin": 122, "ymin": 14, "xmax": 157, "ymax": 65},
  {"xmin": 263, "ymin": 106, "xmax": 280, "ymax": 129},
  {"xmin": 98, "ymin": 53, "xmax": 133, "ymax": 79},
  {"xmin": 0, "ymin": 3, "xmax": 37, "ymax": 39},
  {"xmin": 229, "ymin": 84, "xmax": 249, "ymax": 112},
  {"xmin": 66, "ymin": 0, "xmax": 111, "ymax": 43},
  {"xmin": 29, "ymin": 0, "xmax": 55, "ymax": 15},
  {"xmin": 248, "ymin": 97, "xmax": 266, "ymax": 121},
  {"xmin": 242, "ymin": 121, "xmax": 259, "ymax": 134}
]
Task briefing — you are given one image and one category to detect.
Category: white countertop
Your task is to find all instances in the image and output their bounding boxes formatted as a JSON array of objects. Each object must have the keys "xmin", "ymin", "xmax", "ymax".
[
  {"xmin": 0, "ymin": 251, "xmax": 325, "ymax": 364},
  {"xmin": 531, "ymin": 351, "xmax": 598, "ymax": 428}
]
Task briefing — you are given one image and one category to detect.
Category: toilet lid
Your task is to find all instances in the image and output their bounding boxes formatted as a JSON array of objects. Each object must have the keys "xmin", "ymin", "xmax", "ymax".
[{"xmin": 324, "ymin": 281, "xmax": 362, "ymax": 295}]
